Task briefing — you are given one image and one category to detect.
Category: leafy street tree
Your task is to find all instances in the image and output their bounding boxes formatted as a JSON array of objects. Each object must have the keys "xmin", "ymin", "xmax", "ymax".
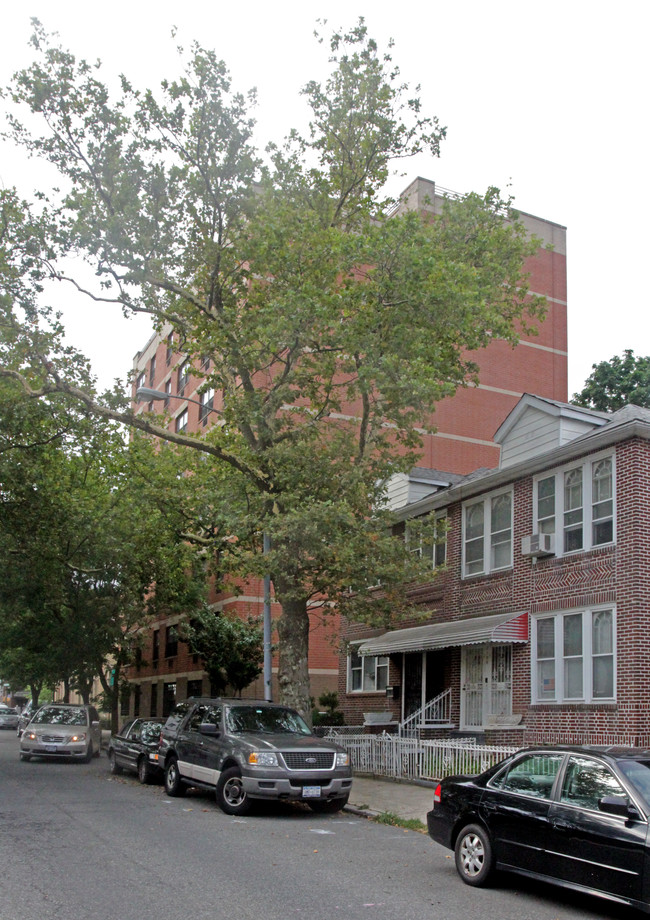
[
  {"xmin": 181, "ymin": 608, "xmax": 264, "ymax": 697},
  {"xmin": 572, "ymin": 349, "xmax": 650, "ymax": 412},
  {"xmin": 0, "ymin": 20, "xmax": 546, "ymax": 720}
]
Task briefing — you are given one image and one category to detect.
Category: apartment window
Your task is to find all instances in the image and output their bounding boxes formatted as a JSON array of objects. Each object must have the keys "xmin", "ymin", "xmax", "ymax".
[
  {"xmin": 532, "ymin": 608, "xmax": 615, "ymax": 703},
  {"xmin": 177, "ymin": 360, "xmax": 189, "ymax": 396},
  {"xmin": 406, "ymin": 513, "xmax": 447, "ymax": 568},
  {"xmin": 152, "ymin": 630, "xmax": 159, "ymax": 664},
  {"xmin": 199, "ymin": 388, "xmax": 214, "ymax": 426},
  {"xmin": 175, "ymin": 409, "xmax": 188, "ymax": 433},
  {"xmin": 162, "ymin": 682, "xmax": 177, "ymax": 718},
  {"xmin": 136, "ymin": 371, "xmax": 146, "ymax": 392},
  {"xmin": 166, "ymin": 333, "xmax": 174, "ymax": 366},
  {"xmin": 164, "ymin": 626, "xmax": 178, "ymax": 659},
  {"xmin": 164, "ymin": 379, "xmax": 172, "ymax": 408},
  {"xmin": 149, "ymin": 355, "xmax": 156, "ymax": 385},
  {"xmin": 463, "ymin": 490, "xmax": 512, "ymax": 577},
  {"xmin": 534, "ymin": 454, "xmax": 614, "ymax": 555},
  {"xmin": 201, "ymin": 355, "xmax": 211, "ymax": 371},
  {"xmin": 348, "ymin": 650, "xmax": 389, "ymax": 692}
]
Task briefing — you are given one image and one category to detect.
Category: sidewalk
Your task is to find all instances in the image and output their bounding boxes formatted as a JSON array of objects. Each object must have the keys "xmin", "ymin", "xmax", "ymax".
[{"xmin": 345, "ymin": 775, "xmax": 436, "ymax": 826}]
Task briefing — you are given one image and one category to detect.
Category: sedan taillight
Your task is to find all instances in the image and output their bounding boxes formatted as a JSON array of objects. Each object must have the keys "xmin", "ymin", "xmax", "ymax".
[{"xmin": 433, "ymin": 783, "xmax": 442, "ymax": 804}]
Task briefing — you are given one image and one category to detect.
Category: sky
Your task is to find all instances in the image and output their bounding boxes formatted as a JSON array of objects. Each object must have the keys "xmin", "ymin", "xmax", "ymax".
[{"xmin": 1, "ymin": 0, "xmax": 648, "ymax": 398}]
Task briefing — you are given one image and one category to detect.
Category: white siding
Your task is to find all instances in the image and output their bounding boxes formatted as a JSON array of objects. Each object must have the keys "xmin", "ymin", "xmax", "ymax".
[{"xmin": 500, "ymin": 407, "xmax": 599, "ymax": 468}]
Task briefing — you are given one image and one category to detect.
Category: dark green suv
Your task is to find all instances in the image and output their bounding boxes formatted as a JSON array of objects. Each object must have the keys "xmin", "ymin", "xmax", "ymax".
[{"xmin": 159, "ymin": 698, "xmax": 353, "ymax": 815}]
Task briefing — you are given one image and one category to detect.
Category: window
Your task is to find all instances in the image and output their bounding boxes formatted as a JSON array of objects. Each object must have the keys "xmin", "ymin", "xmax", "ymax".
[
  {"xmin": 149, "ymin": 355, "xmax": 156, "ymax": 385},
  {"xmin": 348, "ymin": 650, "xmax": 389, "ymax": 692},
  {"xmin": 150, "ymin": 683, "xmax": 158, "ymax": 717},
  {"xmin": 166, "ymin": 333, "xmax": 174, "ymax": 366},
  {"xmin": 175, "ymin": 409, "xmax": 188, "ymax": 433},
  {"xmin": 463, "ymin": 490, "xmax": 512, "ymax": 577},
  {"xmin": 534, "ymin": 454, "xmax": 614, "ymax": 555},
  {"xmin": 177, "ymin": 360, "xmax": 189, "ymax": 396},
  {"xmin": 136, "ymin": 371, "xmax": 146, "ymax": 392},
  {"xmin": 162, "ymin": 682, "xmax": 177, "ymax": 718},
  {"xmin": 133, "ymin": 685, "xmax": 141, "ymax": 717},
  {"xmin": 199, "ymin": 388, "xmax": 214, "ymax": 426},
  {"xmin": 491, "ymin": 752, "xmax": 564, "ymax": 799},
  {"xmin": 532, "ymin": 608, "xmax": 615, "ymax": 703},
  {"xmin": 164, "ymin": 379, "xmax": 172, "ymax": 408},
  {"xmin": 152, "ymin": 630, "xmax": 159, "ymax": 664},
  {"xmin": 187, "ymin": 679, "xmax": 203, "ymax": 698},
  {"xmin": 406, "ymin": 513, "xmax": 447, "ymax": 568},
  {"xmin": 201, "ymin": 355, "xmax": 211, "ymax": 371},
  {"xmin": 164, "ymin": 626, "xmax": 178, "ymax": 659},
  {"xmin": 560, "ymin": 756, "xmax": 626, "ymax": 810}
]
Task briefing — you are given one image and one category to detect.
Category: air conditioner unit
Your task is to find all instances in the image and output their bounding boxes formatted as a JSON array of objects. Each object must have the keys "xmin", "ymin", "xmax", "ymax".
[{"xmin": 521, "ymin": 533, "xmax": 555, "ymax": 557}]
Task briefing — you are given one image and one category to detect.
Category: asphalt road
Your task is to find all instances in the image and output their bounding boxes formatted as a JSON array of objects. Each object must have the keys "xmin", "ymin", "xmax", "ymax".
[{"xmin": 0, "ymin": 730, "xmax": 640, "ymax": 920}]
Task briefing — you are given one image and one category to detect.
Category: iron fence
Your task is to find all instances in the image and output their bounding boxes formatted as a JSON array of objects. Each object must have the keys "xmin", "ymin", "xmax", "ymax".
[{"xmin": 324, "ymin": 730, "xmax": 518, "ymax": 782}]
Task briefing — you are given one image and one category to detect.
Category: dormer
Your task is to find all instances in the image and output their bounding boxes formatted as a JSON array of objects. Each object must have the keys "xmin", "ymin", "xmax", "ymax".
[{"xmin": 494, "ymin": 394, "xmax": 609, "ymax": 469}]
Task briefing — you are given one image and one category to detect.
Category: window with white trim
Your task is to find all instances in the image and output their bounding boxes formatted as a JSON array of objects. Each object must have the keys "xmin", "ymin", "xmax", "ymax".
[
  {"xmin": 199, "ymin": 388, "xmax": 214, "ymax": 425},
  {"xmin": 348, "ymin": 650, "xmax": 389, "ymax": 693},
  {"xmin": 406, "ymin": 513, "xmax": 447, "ymax": 568},
  {"xmin": 175, "ymin": 409, "xmax": 188, "ymax": 433},
  {"xmin": 531, "ymin": 608, "xmax": 615, "ymax": 703},
  {"xmin": 463, "ymin": 489, "xmax": 512, "ymax": 577},
  {"xmin": 533, "ymin": 454, "xmax": 614, "ymax": 555}
]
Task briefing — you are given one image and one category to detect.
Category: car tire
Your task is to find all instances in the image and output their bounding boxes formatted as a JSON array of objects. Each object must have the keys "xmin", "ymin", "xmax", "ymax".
[
  {"xmin": 307, "ymin": 795, "xmax": 349, "ymax": 813},
  {"xmin": 83, "ymin": 743, "xmax": 94, "ymax": 764},
  {"xmin": 19, "ymin": 752, "xmax": 31, "ymax": 762},
  {"xmin": 109, "ymin": 750, "xmax": 123, "ymax": 775},
  {"xmin": 455, "ymin": 823, "xmax": 494, "ymax": 887},
  {"xmin": 165, "ymin": 757, "xmax": 187, "ymax": 797},
  {"xmin": 216, "ymin": 767, "xmax": 251, "ymax": 816},
  {"xmin": 138, "ymin": 756, "xmax": 153, "ymax": 785}
]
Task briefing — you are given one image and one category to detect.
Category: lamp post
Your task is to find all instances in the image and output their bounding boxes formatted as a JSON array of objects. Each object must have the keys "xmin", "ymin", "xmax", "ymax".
[{"xmin": 134, "ymin": 384, "xmax": 273, "ymax": 701}]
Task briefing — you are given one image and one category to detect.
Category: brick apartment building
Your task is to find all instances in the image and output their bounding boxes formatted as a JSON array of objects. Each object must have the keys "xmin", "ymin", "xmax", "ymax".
[
  {"xmin": 122, "ymin": 177, "xmax": 567, "ymax": 721},
  {"xmin": 342, "ymin": 395, "xmax": 650, "ymax": 749}
]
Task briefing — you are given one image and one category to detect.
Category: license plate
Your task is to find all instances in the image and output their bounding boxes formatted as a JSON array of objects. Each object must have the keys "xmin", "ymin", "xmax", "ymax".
[
  {"xmin": 45, "ymin": 745, "xmax": 58, "ymax": 753},
  {"xmin": 302, "ymin": 785, "xmax": 321, "ymax": 798}
]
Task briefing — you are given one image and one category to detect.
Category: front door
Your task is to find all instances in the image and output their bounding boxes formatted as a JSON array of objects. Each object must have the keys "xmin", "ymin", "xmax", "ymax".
[
  {"xmin": 461, "ymin": 644, "xmax": 512, "ymax": 730},
  {"xmin": 403, "ymin": 653, "xmax": 423, "ymax": 720}
]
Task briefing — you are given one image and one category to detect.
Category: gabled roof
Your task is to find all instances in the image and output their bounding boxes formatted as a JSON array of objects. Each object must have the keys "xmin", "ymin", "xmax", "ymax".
[{"xmin": 493, "ymin": 393, "xmax": 609, "ymax": 444}]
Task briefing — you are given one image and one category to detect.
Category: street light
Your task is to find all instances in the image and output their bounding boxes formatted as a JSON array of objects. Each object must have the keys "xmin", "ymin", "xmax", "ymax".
[{"xmin": 134, "ymin": 384, "xmax": 273, "ymax": 701}]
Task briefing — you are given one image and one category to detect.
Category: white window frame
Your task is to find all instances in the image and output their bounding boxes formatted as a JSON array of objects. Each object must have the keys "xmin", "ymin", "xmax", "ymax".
[
  {"xmin": 533, "ymin": 452, "xmax": 615, "ymax": 556},
  {"xmin": 405, "ymin": 512, "xmax": 447, "ymax": 568},
  {"xmin": 462, "ymin": 488, "xmax": 513, "ymax": 578},
  {"xmin": 347, "ymin": 645, "xmax": 390, "ymax": 693},
  {"xmin": 175, "ymin": 409, "xmax": 188, "ymax": 433},
  {"xmin": 531, "ymin": 607, "xmax": 616, "ymax": 704}
]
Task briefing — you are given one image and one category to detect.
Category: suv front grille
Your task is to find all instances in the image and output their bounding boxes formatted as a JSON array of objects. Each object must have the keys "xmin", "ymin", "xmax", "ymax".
[{"xmin": 282, "ymin": 751, "xmax": 335, "ymax": 770}]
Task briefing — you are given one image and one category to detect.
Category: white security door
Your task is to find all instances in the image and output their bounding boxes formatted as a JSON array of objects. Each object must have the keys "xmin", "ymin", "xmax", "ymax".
[{"xmin": 461, "ymin": 645, "xmax": 512, "ymax": 729}]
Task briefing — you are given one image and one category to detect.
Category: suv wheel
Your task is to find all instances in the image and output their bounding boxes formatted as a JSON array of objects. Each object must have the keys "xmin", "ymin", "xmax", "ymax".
[
  {"xmin": 216, "ymin": 766, "xmax": 250, "ymax": 815},
  {"xmin": 165, "ymin": 757, "xmax": 187, "ymax": 797}
]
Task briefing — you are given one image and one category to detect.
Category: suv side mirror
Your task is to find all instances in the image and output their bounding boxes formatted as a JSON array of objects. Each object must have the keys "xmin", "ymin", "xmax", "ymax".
[{"xmin": 198, "ymin": 723, "xmax": 220, "ymax": 737}]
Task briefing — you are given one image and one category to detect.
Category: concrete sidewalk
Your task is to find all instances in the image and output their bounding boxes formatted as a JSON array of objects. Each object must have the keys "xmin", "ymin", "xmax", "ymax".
[{"xmin": 345, "ymin": 775, "xmax": 436, "ymax": 826}]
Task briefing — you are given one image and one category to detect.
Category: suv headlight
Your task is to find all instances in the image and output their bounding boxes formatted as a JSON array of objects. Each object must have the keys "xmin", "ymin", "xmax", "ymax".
[
  {"xmin": 248, "ymin": 752, "xmax": 279, "ymax": 766},
  {"xmin": 336, "ymin": 752, "xmax": 350, "ymax": 767}
]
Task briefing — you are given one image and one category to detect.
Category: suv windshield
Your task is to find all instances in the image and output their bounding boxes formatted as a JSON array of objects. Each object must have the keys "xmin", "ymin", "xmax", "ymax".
[
  {"xmin": 226, "ymin": 705, "xmax": 311, "ymax": 735},
  {"xmin": 35, "ymin": 707, "xmax": 87, "ymax": 726}
]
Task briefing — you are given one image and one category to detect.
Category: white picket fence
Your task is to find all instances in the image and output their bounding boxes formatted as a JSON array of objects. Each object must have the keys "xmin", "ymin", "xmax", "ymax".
[{"xmin": 326, "ymin": 731, "xmax": 518, "ymax": 782}]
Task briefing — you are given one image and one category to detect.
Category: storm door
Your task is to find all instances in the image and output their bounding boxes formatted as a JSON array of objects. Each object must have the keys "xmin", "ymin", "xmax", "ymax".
[{"xmin": 461, "ymin": 644, "xmax": 512, "ymax": 729}]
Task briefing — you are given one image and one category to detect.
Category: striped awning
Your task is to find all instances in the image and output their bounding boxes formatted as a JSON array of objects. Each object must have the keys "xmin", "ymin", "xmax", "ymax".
[{"xmin": 358, "ymin": 611, "xmax": 529, "ymax": 656}]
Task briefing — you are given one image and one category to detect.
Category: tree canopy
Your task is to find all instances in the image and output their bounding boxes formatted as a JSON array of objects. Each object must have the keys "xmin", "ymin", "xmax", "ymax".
[
  {"xmin": 572, "ymin": 350, "xmax": 650, "ymax": 412},
  {"xmin": 0, "ymin": 19, "xmax": 547, "ymax": 719}
]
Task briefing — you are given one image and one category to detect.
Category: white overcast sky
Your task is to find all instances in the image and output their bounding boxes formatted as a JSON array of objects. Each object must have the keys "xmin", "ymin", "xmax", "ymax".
[{"xmin": 1, "ymin": 0, "xmax": 648, "ymax": 397}]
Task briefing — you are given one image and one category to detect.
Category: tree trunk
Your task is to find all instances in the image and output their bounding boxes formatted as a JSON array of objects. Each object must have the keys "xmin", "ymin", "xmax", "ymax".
[{"xmin": 275, "ymin": 593, "xmax": 312, "ymax": 724}]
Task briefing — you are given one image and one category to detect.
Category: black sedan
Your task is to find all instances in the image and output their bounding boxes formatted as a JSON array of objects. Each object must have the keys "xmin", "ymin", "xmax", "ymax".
[
  {"xmin": 427, "ymin": 744, "xmax": 650, "ymax": 914},
  {"xmin": 108, "ymin": 718, "xmax": 163, "ymax": 784}
]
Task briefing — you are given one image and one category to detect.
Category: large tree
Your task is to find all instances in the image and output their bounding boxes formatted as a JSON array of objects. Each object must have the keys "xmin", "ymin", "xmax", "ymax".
[
  {"xmin": 572, "ymin": 349, "xmax": 650, "ymax": 411},
  {"xmin": 0, "ymin": 20, "xmax": 546, "ymax": 719}
]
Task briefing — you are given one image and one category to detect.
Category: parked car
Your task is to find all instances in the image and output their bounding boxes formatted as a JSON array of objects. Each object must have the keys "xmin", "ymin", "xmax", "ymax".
[
  {"xmin": 427, "ymin": 744, "xmax": 650, "ymax": 914},
  {"xmin": 16, "ymin": 700, "xmax": 41, "ymax": 737},
  {"xmin": 159, "ymin": 697, "xmax": 352, "ymax": 815},
  {"xmin": 19, "ymin": 704, "xmax": 102, "ymax": 763},
  {"xmin": 0, "ymin": 704, "xmax": 19, "ymax": 731},
  {"xmin": 108, "ymin": 717, "xmax": 164, "ymax": 784}
]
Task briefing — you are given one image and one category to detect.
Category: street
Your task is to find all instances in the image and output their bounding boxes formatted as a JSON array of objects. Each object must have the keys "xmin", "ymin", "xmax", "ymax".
[{"xmin": 0, "ymin": 731, "xmax": 639, "ymax": 920}]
